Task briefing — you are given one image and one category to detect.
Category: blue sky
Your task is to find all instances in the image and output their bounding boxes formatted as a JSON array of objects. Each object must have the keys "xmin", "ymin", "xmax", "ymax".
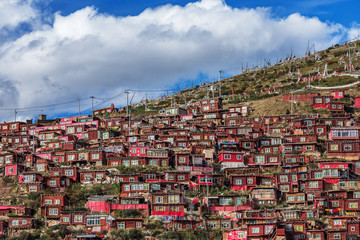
[
  {"xmin": 47, "ymin": 0, "xmax": 359, "ymax": 27},
  {"xmin": 0, "ymin": 0, "xmax": 358, "ymax": 121}
]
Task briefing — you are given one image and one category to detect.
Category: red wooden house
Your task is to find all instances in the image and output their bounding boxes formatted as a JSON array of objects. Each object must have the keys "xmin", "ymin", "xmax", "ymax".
[
  {"xmin": 150, "ymin": 192, "xmax": 185, "ymax": 221},
  {"xmin": 327, "ymin": 141, "xmax": 360, "ymax": 159},
  {"xmin": 41, "ymin": 194, "xmax": 69, "ymax": 219},
  {"xmin": 312, "ymin": 95, "xmax": 332, "ymax": 108},
  {"xmin": 79, "ymin": 169, "xmax": 108, "ymax": 184},
  {"xmin": 200, "ymin": 98, "xmax": 223, "ymax": 113},
  {"xmin": 328, "ymin": 102, "xmax": 345, "ymax": 112},
  {"xmin": 8, "ymin": 216, "xmax": 33, "ymax": 230},
  {"xmin": 60, "ymin": 211, "xmax": 87, "ymax": 225},
  {"xmin": 329, "ymin": 127, "xmax": 360, "ymax": 141},
  {"xmin": 114, "ymin": 218, "xmax": 143, "ymax": 230},
  {"xmin": 246, "ymin": 223, "xmax": 276, "ymax": 240},
  {"xmin": 85, "ymin": 214, "xmax": 114, "ymax": 233}
]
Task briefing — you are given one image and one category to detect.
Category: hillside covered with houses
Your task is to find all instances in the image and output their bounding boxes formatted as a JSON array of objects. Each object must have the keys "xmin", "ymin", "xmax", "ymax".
[
  {"xmin": 3, "ymin": 41, "xmax": 360, "ymax": 240},
  {"xmin": 1, "ymin": 86, "xmax": 360, "ymax": 240}
]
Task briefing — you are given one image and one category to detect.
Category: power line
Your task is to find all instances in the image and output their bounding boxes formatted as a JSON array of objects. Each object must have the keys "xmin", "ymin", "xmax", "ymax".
[{"xmin": 0, "ymin": 99, "xmax": 79, "ymax": 111}]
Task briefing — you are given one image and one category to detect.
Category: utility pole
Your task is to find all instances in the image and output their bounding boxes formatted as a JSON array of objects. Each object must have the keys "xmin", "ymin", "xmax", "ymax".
[
  {"xmin": 90, "ymin": 96, "xmax": 95, "ymax": 114},
  {"xmin": 145, "ymin": 93, "xmax": 147, "ymax": 111},
  {"xmin": 170, "ymin": 90, "xmax": 173, "ymax": 107},
  {"xmin": 212, "ymin": 78, "xmax": 215, "ymax": 98},
  {"xmin": 219, "ymin": 70, "xmax": 223, "ymax": 98},
  {"xmin": 125, "ymin": 90, "xmax": 130, "ymax": 116},
  {"xmin": 128, "ymin": 92, "xmax": 135, "ymax": 138},
  {"xmin": 349, "ymin": 43, "xmax": 352, "ymax": 72},
  {"xmin": 77, "ymin": 98, "xmax": 81, "ymax": 116},
  {"xmin": 291, "ymin": 89, "xmax": 294, "ymax": 115}
]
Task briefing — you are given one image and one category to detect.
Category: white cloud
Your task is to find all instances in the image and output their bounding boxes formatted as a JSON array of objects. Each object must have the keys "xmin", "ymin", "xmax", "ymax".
[
  {"xmin": 0, "ymin": 0, "xmax": 354, "ymax": 121},
  {"xmin": 0, "ymin": 0, "xmax": 37, "ymax": 30}
]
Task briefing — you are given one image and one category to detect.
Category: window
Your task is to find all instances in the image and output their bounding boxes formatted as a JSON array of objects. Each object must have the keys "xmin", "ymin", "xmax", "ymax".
[
  {"xmin": 265, "ymin": 148, "xmax": 270, "ymax": 153},
  {"xmin": 29, "ymin": 185, "xmax": 37, "ymax": 192},
  {"xmin": 332, "ymin": 201, "xmax": 339, "ymax": 207},
  {"xmin": 345, "ymin": 144, "xmax": 352, "ymax": 151},
  {"xmin": 37, "ymin": 165, "xmax": 45, "ymax": 171},
  {"xmin": 236, "ymin": 155, "xmax": 242, "ymax": 160},
  {"xmin": 63, "ymin": 217, "xmax": 70, "ymax": 223},
  {"xmin": 349, "ymin": 202, "xmax": 358, "ymax": 208},
  {"xmin": 54, "ymin": 199, "xmax": 60, "ymax": 204},
  {"xmin": 155, "ymin": 206, "xmax": 165, "ymax": 211},
  {"xmin": 136, "ymin": 222, "xmax": 142, "ymax": 228},
  {"xmin": 74, "ymin": 215, "xmax": 83, "ymax": 222},
  {"xmin": 224, "ymin": 154, "xmax": 231, "ymax": 159},
  {"xmin": 317, "ymin": 128, "xmax": 324, "ymax": 133},
  {"xmin": 84, "ymin": 174, "xmax": 93, "ymax": 180},
  {"xmin": 87, "ymin": 216, "xmax": 100, "ymax": 226},
  {"xmin": 208, "ymin": 222, "xmax": 217, "ymax": 228},
  {"xmin": 309, "ymin": 181, "xmax": 319, "ymax": 188},
  {"xmin": 280, "ymin": 175, "xmax": 289, "ymax": 182},
  {"xmin": 67, "ymin": 155, "xmax": 75, "ymax": 161},
  {"xmin": 255, "ymin": 155, "xmax": 265, "ymax": 163},
  {"xmin": 65, "ymin": 170, "xmax": 73, "ymax": 176},
  {"xmin": 96, "ymin": 174, "xmax": 104, "ymax": 179},
  {"xmin": 49, "ymin": 208, "xmax": 58, "ymax": 215},
  {"xmin": 155, "ymin": 197, "xmax": 163, "ymax": 203},
  {"xmin": 179, "ymin": 157, "xmax": 186, "ymax": 163},
  {"xmin": 280, "ymin": 185, "xmax": 289, "ymax": 192},
  {"xmin": 235, "ymin": 179, "xmax": 242, "ymax": 185},
  {"xmin": 92, "ymin": 153, "xmax": 100, "ymax": 159},
  {"xmin": 315, "ymin": 98, "xmax": 322, "ymax": 103},
  {"xmin": 45, "ymin": 199, "xmax": 52, "ymax": 205},
  {"xmin": 247, "ymin": 178, "xmax": 253, "ymax": 184},
  {"xmin": 12, "ymin": 220, "xmax": 19, "ymax": 226},
  {"xmin": 178, "ymin": 175, "xmax": 185, "ymax": 180},
  {"xmin": 252, "ymin": 227, "xmax": 260, "ymax": 233},
  {"xmin": 170, "ymin": 206, "xmax": 179, "ymax": 211},
  {"xmin": 351, "ymin": 226, "xmax": 356, "ymax": 231},
  {"xmin": 221, "ymin": 222, "xmax": 230, "ymax": 228},
  {"xmin": 174, "ymin": 223, "xmax": 182, "ymax": 229},
  {"xmin": 297, "ymin": 195, "xmax": 305, "ymax": 201},
  {"xmin": 330, "ymin": 144, "xmax": 338, "ymax": 151},
  {"xmin": 294, "ymin": 225, "xmax": 303, "ymax": 231},
  {"xmin": 294, "ymin": 146, "xmax": 302, "ymax": 151},
  {"xmin": 168, "ymin": 195, "xmax": 179, "ymax": 203},
  {"xmin": 334, "ymin": 233, "xmax": 341, "ymax": 239},
  {"xmin": 287, "ymin": 196, "xmax": 295, "ymax": 201},
  {"xmin": 306, "ymin": 146, "xmax": 313, "ymax": 150},
  {"xmin": 269, "ymin": 157, "xmax": 278, "ymax": 163},
  {"xmin": 284, "ymin": 147, "xmax": 292, "ymax": 152},
  {"xmin": 354, "ymin": 192, "xmax": 360, "ymax": 199},
  {"xmin": 49, "ymin": 180, "xmax": 57, "ymax": 186},
  {"xmin": 124, "ymin": 185, "xmax": 130, "ymax": 191},
  {"xmin": 315, "ymin": 172, "xmax": 322, "ymax": 179},
  {"xmin": 349, "ymin": 181, "xmax": 358, "ymax": 187}
]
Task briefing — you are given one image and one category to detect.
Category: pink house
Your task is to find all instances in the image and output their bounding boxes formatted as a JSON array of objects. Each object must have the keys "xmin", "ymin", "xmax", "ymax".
[
  {"xmin": 128, "ymin": 146, "xmax": 149, "ymax": 157},
  {"xmin": 5, "ymin": 164, "xmax": 24, "ymax": 176},
  {"xmin": 355, "ymin": 97, "xmax": 360, "ymax": 108},
  {"xmin": 330, "ymin": 90, "xmax": 344, "ymax": 99}
]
